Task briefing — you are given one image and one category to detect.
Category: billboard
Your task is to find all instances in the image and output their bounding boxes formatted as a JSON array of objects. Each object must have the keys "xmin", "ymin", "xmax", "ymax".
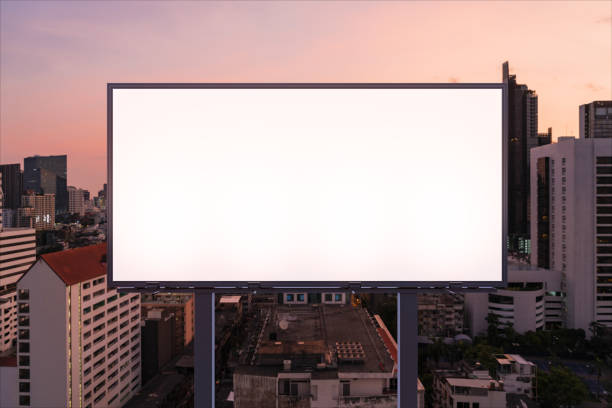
[{"xmin": 108, "ymin": 84, "xmax": 506, "ymax": 290}]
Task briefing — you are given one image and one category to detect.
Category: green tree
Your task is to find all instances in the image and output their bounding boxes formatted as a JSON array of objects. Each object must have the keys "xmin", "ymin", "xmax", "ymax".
[{"xmin": 537, "ymin": 365, "xmax": 589, "ymax": 408}]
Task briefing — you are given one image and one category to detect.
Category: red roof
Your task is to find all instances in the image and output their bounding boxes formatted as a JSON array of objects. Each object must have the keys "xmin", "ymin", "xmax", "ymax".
[
  {"xmin": 0, "ymin": 355, "xmax": 17, "ymax": 367},
  {"xmin": 41, "ymin": 243, "xmax": 107, "ymax": 285},
  {"xmin": 377, "ymin": 327, "xmax": 398, "ymax": 363}
]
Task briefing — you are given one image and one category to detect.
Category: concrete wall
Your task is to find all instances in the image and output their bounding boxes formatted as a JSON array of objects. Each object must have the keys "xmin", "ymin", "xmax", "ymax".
[
  {"xmin": 233, "ymin": 373, "xmax": 277, "ymax": 408},
  {"xmin": 18, "ymin": 261, "xmax": 68, "ymax": 407},
  {"xmin": 0, "ymin": 366, "xmax": 17, "ymax": 408}
]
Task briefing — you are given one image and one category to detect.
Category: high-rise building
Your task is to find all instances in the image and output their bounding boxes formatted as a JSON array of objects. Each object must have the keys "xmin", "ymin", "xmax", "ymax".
[
  {"xmin": 23, "ymin": 155, "xmax": 68, "ymax": 213},
  {"xmin": 531, "ymin": 137, "xmax": 612, "ymax": 331},
  {"xmin": 0, "ymin": 164, "xmax": 23, "ymax": 210},
  {"xmin": 16, "ymin": 243, "xmax": 141, "ymax": 407},
  {"xmin": 0, "ymin": 174, "xmax": 36, "ymax": 353},
  {"xmin": 503, "ymin": 62, "xmax": 548, "ymax": 254},
  {"xmin": 580, "ymin": 101, "xmax": 612, "ymax": 139},
  {"xmin": 18, "ymin": 193, "xmax": 55, "ymax": 230},
  {"xmin": 68, "ymin": 186, "xmax": 86, "ymax": 216}
]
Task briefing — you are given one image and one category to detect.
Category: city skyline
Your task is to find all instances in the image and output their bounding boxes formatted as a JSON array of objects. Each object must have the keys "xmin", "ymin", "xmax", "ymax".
[{"xmin": 1, "ymin": 1, "xmax": 611, "ymax": 194}]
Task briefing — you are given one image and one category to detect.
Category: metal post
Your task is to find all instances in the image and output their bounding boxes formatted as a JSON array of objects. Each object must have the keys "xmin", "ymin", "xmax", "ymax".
[
  {"xmin": 195, "ymin": 290, "xmax": 215, "ymax": 408},
  {"xmin": 398, "ymin": 291, "xmax": 417, "ymax": 407}
]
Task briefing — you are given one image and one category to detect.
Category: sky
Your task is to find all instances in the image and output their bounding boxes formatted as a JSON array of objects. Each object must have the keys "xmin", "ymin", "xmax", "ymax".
[{"xmin": 1, "ymin": 1, "xmax": 611, "ymax": 194}]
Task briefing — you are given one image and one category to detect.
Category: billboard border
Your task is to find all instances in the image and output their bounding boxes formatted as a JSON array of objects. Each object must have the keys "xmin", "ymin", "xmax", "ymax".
[{"xmin": 107, "ymin": 82, "xmax": 508, "ymax": 292}]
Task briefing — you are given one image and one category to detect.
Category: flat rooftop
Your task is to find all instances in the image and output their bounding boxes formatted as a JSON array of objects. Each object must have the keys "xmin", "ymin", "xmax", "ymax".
[{"xmin": 255, "ymin": 304, "xmax": 395, "ymax": 374}]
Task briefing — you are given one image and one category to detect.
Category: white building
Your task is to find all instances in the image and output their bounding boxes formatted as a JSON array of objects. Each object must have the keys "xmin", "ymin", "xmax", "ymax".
[
  {"xmin": 68, "ymin": 186, "xmax": 86, "ymax": 216},
  {"xmin": 16, "ymin": 243, "xmax": 141, "ymax": 407},
  {"xmin": 0, "ymin": 175, "xmax": 36, "ymax": 353},
  {"xmin": 433, "ymin": 373, "xmax": 506, "ymax": 408},
  {"xmin": 530, "ymin": 137, "xmax": 612, "ymax": 331},
  {"xmin": 495, "ymin": 354, "xmax": 536, "ymax": 399},
  {"xmin": 465, "ymin": 260, "xmax": 563, "ymax": 336}
]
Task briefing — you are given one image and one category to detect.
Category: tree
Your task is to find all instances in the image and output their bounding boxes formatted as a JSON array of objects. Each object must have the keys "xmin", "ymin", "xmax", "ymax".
[
  {"xmin": 537, "ymin": 365, "xmax": 589, "ymax": 408},
  {"xmin": 486, "ymin": 313, "xmax": 501, "ymax": 346}
]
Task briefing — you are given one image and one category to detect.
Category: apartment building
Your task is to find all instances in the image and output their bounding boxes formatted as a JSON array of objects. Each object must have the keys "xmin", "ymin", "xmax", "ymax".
[
  {"xmin": 0, "ymin": 175, "xmax": 36, "ymax": 353},
  {"xmin": 418, "ymin": 293, "xmax": 464, "ymax": 337},
  {"xmin": 18, "ymin": 193, "xmax": 55, "ymax": 230},
  {"xmin": 16, "ymin": 243, "xmax": 141, "ymax": 407},
  {"xmin": 531, "ymin": 137, "xmax": 612, "ymax": 331}
]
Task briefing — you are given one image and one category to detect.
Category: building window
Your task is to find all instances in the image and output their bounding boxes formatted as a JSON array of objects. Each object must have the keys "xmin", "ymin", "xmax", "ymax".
[
  {"xmin": 19, "ymin": 382, "xmax": 30, "ymax": 393},
  {"xmin": 335, "ymin": 294, "xmax": 343, "ymax": 302},
  {"xmin": 297, "ymin": 294, "xmax": 305, "ymax": 302},
  {"xmin": 286, "ymin": 294, "xmax": 294, "ymax": 302},
  {"xmin": 342, "ymin": 382, "xmax": 350, "ymax": 396},
  {"xmin": 17, "ymin": 290, "xmax": 29, "ymax": 301},
  {"xmin": 324, "ymin": 294, "xmax": 332, "ymax": 302},
  {"xmin": 18, "ymin": 369, "xmax": 30, "ymax": 380},
  {"xmin": 19, "ymin": 395, "xmax": 30, "ymax": 406}
]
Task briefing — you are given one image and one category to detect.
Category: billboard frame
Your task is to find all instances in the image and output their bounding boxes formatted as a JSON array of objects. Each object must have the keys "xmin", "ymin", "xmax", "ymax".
[{"xmin": 107, "ymin": 82, "xmax": 508, "ymax": 292}]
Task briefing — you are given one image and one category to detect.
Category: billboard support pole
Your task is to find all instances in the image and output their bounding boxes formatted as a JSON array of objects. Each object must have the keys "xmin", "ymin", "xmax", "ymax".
[
  {"xmin": 195, "ymin": 289, "xmax": 215, "ymax": 408},
  {"xmin": 398, "ymin": 290, "xmax": 417, "ymax": 407}
]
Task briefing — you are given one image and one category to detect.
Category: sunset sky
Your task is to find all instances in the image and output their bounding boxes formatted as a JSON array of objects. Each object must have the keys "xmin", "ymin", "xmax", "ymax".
[{"xmin": 1, "ymin": 1, "xmax": 610, "ymax": 194}]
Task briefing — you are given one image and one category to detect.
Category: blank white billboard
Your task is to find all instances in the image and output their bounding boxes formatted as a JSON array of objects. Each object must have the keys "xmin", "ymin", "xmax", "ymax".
[{"xmin": 109, "ymin": 85, "xmax": 504, "ymax": 287}]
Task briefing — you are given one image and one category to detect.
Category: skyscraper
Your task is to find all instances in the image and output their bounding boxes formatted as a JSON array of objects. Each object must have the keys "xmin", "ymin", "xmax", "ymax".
[
  {"xmin": 23, "ymin": 155, "xmax": 68, "ymax": 213},
  {"xmin": 0, "ymin": 164, "xmax": 23, "ymax": 210},
  {"xmin": 503, "ymin": 62, "xmax": 546, "ymax": 254},
  {"xmin": 580, "ymin": 100, "xmax": 612, "ymax": 139},
  {"xmin": 531, "ymin": 137, "xmax": 612, "ymax": 331}
]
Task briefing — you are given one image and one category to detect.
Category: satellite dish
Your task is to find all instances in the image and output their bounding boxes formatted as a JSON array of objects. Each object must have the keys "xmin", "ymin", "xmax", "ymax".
[{"xmin": 279, "ymin": 319, "xmax": 289, "ymax": 330}]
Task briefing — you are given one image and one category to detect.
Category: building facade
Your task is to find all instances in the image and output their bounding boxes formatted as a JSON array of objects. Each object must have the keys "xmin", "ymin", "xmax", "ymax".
[
  {"xmin": 418, "ymin": 293, "xmax": 464, "ymax": 337},
  {"xmin": 23, "ymin": 155, "xmax": 68, "ymax": 213},
  {"xmin": 141, "ymin": 293, "xmax": 194, "ymax": 354},
  {"xmin": 18, "ymin": 193, "xmax": 55, "ymax": 230},
  {"xmin": 495, "ymin": 354, "xmax": 536, "ymax": 399},
  {"xmin": 0, "ymin": 176, "xmax": 36, "ymax": 353},
  {"xmin": 531, "ymin": 137, "xmax": 612, "ymax": 331},
  {"xmin": 465, "ymin": 260, "xmax": 563, "ymax": 336},
  {"xmin": 580, "ymin": 101, "xmax": 612, "ymax": 139},
  {"xmin": 504, "ymin": 61, "xmax": 545, "ymax": 253},
  {"xmin": 68, "ymin": 186, "xmax": 86, "ymax": 216},
  {"xmin": 16, "ymin": 243, "xmax": 141, "ymax": 407},
  {"xmin": 0, "ymin": 164, "xmax": 23, "ymax": 210},
  {"xmin": 433, "ymin": 372, "xmax": 506, "ymax": 408}
]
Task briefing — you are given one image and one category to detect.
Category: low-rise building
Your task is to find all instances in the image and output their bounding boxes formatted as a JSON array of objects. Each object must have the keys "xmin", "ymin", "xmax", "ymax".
[
  {"xmin": 495, "ymin": 354, "xmax": 536, "ymax": 399},
  {"xmin": 233, "ymin": 300, "xmax": 424, "ymax": 408},
  {"xmin": 433, "ymin": 370, "xmax": 506, "ymax": 408},
  {"xmin": 465, "ymin": 260, "xmax": 563, "ymax": 336}
]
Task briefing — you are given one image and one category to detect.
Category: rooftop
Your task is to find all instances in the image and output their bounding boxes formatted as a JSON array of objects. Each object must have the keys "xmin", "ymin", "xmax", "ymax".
[
  {"xmin": 254, "ymin": 304, "xmax": 395, "ymax": 374},
  {"xmin": 219, "ymin": 295, "xmax": 241, "ymax": 304},
  {"xmin": 446, "ymin": 377, "xmax": 502, "ymax": 389},
  {"xmin": 39, "ymin": 243, "xmax": 107, "ymax": 285}
]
